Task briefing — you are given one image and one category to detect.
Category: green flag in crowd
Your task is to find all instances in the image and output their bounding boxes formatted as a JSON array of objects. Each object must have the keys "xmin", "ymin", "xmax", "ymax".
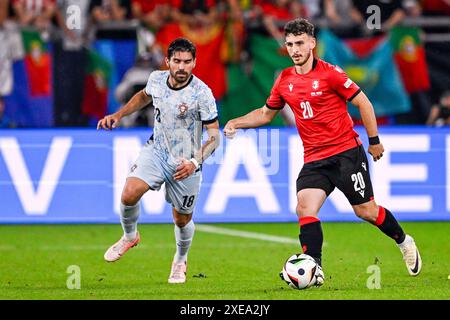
[
  {"xmin": 22, "ymin": 30, "xmax": 51, "ymax": 97},
  {"xmin": 389, "ymin": 27, "xmax": 430, "ymax": 94},
  {"xmin": 221, "ymin": 35, "xmax": 292, "ymax": 126},
  {"xmin": 317, "ymin": 29, "xmax": 410, "ymax": 118},
  {"xmin": 81, "ymin": 49, "xmax": 112, "ymax": 120}
]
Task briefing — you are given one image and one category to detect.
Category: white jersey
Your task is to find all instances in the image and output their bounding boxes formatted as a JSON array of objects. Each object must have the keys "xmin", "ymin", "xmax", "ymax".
[{"xmin": 144, "ymin": 70, "xmax": 218, "ymax": 161}]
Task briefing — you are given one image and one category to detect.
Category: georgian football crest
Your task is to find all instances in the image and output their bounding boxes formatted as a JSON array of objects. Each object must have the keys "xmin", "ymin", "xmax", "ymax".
[
  {"xmin": 312, "ymin": 80, "xmax": 319, "ymax": 90},
  {"xmin": 177, "ymin": 103, "xmax": 189, "ymax": 118},
  {"xmin": 289, "ymin": 83, "xmax": 293, "ymax": 92}
]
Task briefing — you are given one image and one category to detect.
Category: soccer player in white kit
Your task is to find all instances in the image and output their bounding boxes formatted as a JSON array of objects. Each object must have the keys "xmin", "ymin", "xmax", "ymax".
[{"xmin": 97, "ymin": 38, "xmax": 220, "ymax": 284}]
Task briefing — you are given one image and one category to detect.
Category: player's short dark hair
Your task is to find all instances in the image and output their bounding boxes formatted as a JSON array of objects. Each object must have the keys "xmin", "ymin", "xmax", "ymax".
[
  {"xmin": 168, "ymin": 38, "xmax": 196, "ymax": 59},
  {"xmin": 284, "ymin": 18, "xmax": 315, "ymax": 37}
]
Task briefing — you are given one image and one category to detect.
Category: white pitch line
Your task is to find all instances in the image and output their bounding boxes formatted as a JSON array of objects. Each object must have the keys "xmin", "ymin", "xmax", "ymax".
[
  {"xmin": 196, "ymin": 224, "xmax": 298, "ymax": 244},
  {"xmin": 196, "ymin": 224, "xmax": 328, "ymax": 247}
]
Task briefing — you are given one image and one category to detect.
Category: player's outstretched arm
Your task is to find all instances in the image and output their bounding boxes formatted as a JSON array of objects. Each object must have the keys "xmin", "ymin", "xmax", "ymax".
[
  {"xmin": 223, "ymin": 105, "xmax": 279, "ymax": 139},
  {"xmin": 351, "ymin": 91, "xmax": 384, "ymax": 161},
  {"xmin": 97, "ymin": 89, "xmax": 152, "ymax": 130}
]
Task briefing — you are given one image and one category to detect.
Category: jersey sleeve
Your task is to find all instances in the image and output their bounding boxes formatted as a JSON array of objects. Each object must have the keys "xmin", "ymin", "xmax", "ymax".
[
  {"xmin": 144, "ymin": 71, "xmax": 156, "ymax": 97},
  {"xmin": 328, "ymin": 65, "xmax": 361, "ymax": 101},
  {"xmin": 265, "ymin": 73, "xmax": 285, "ymax": 110},
  {"xmin": 198, "ymin": 86, "xmax": 218, "ymax": 124}
]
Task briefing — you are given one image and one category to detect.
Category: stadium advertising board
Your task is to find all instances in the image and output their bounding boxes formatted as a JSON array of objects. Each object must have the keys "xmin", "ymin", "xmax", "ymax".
[{"xmin": 0, "ymin": 127, "xmax": 448, "ymax": 223}]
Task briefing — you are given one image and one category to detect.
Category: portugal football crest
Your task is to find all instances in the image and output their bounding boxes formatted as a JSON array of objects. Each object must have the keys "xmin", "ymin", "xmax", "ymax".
[{"xmin": 177, "ymin": 103, "xmax": 189, "ymax": 118}]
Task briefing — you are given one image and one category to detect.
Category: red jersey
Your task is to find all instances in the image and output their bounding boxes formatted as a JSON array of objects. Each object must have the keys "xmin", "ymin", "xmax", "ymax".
[{"xmin": 266, "ymin": 58, "xmax": 362, "ymax": 163}]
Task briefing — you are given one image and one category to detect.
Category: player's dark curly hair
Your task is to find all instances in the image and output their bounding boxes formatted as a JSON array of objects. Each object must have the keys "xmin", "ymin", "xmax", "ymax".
[
  {"xmin": 284, "ymin": 18, "xmax": 315, "ymax": 37},
  {"xmin": 168, "ymin": 38, "xmax": 196, "ymax": 59}
]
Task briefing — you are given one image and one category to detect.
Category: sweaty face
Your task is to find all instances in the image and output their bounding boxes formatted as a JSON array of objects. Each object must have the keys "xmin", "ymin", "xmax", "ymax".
[
  {"xmin": 166, "ymin": 51, "xmax": 196, "ymax": 84},
  {"xmin": 285, "ymin": 33, "xmax": 315, "ymax": 67}
]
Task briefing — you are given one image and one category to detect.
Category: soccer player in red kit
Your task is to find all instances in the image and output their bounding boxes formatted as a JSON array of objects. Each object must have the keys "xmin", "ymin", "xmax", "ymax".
[{"xmin": 224, "ymin": 18, "xmax": 422, "ymax": 286}]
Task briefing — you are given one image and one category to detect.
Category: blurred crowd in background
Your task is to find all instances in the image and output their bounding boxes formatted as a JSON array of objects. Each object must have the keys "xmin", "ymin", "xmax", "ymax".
[{"xmin": 0, "ymin": 0, "xmax": 449, "ymax": 129}]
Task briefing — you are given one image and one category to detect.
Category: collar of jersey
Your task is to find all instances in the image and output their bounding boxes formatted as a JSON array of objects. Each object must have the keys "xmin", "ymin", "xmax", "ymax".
[
  {"xmin": 293, "ymin": 58, "xmax": 318, "ymax": 76},
  {"xmin": 166, "ymin": 75, "xmax": 194, "ymax": 91}
]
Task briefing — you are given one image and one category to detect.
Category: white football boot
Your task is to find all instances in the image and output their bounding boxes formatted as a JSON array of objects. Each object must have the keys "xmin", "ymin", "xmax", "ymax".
[
  {"xmin": 314, "ymin": 264, "xmax": 325, "ymax": 287},
  {"xmin": 104, "ymin": 232, "xmax": 140, "ymax": 262},
  {"xmin": 168, "ymin": 260, "xmax": 187, "ymax": 284},
  {"xmin": 398, "ymin": 234, "xmax": 422, "ymax": 276}
]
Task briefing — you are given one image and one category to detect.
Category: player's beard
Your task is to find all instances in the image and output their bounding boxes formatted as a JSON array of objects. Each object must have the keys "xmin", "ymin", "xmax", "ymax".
[
  {"xmin": 293, "ymin": 51, "xmax": 311, "ymax": 67},
  {"xmin": 171, "ymin": 70, "xmax": 191, "ymax": 84}
]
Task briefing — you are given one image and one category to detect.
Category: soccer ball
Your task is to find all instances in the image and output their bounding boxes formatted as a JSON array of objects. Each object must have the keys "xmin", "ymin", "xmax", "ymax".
[{"xmin": 280, "ymin": 254, "xmax": 321, "ymax": 290}]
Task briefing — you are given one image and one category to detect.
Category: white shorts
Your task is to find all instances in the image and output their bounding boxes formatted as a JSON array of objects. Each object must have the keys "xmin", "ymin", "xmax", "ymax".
[{"xmin": 128, "ymin": 141, "xmax": 202, "ymax": 214}]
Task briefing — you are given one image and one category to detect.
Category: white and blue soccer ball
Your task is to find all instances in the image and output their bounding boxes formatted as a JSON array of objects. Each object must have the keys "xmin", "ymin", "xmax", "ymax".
[{"xmin": 280, "ymin": 254, "xmax": 322, "ymax": 290}]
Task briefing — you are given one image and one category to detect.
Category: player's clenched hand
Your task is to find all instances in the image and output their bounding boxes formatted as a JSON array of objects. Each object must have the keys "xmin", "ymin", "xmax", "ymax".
[
  {"xmin": 223, "ymin": 121, "xmax": 237, "ymax": 139},
  {"xmin": 97, "ymin": 113, "xmax": 121, "ymax": 130},
  {"xmin": 173, "ymin": 159, "xmax": 196, "ymax": 181},
  {"xmin": 368, "ymin": 143, "xmax": 384, "ymax": 162}
]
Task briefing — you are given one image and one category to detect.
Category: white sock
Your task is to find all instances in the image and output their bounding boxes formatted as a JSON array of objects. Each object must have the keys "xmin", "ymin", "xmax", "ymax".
[
  {"xmin": 174, "ymin": 220, "xmax": 195, "ymax": 263},
  {"xmin": 120, "ymin": 202, "xmax": 140, "ymax": 241}
]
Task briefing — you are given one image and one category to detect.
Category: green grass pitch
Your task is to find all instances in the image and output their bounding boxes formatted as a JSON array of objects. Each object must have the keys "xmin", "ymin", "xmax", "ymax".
[{"xmin": 0, "ymin": 222, "xmax": 448, "ymax": 300}]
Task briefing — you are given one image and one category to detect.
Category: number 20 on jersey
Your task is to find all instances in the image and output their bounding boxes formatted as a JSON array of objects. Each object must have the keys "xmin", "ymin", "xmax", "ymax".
[{"xmin": 301, "ymin": 101, "xmax": 313, "ymax": 119}]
